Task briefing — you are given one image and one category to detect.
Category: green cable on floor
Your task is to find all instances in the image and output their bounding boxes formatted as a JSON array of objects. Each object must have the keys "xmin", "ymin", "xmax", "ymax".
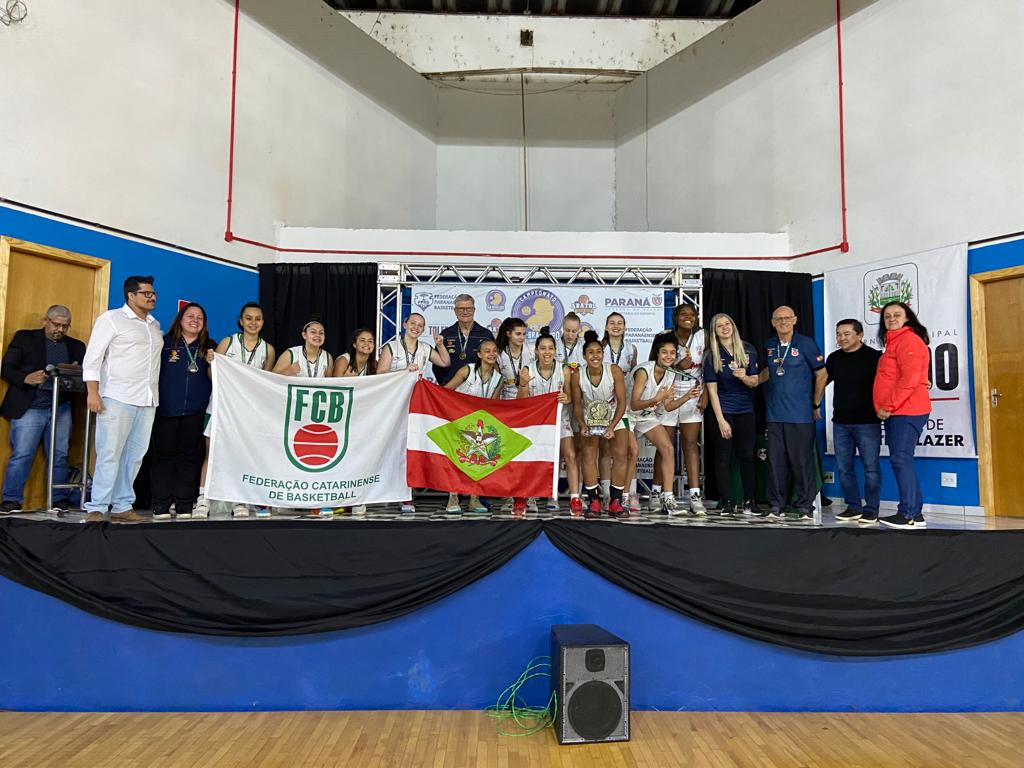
[{"xmin": 484, "ymin": 655, "xmax": 558, "ymax": 737}]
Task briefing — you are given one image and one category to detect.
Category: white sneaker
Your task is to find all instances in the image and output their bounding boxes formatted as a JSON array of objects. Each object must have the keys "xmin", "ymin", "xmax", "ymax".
[
  {"xmin": 664, "ymin": 492, "xmax": 684, "ymax": 516},
  {"xmin": 648, "ymin": 493, "xmax": 663, "ymax": 513},
  {"xmin": 352, "ymin": 505, "xmax": 367, "ymax": 517},
  {"xmin": 254, "ymin": 507, "xmax": 271, "ymax": 519},
  {"xmin": 232, "ymin": 503, "xmax": 250, "ymax": 519},
  {"xmin": 318, "ymin": 508, "xmax": 333, "ymax": 518},
  {"xmin": 690, "ymin": 494, "xmax": 707, "ymax": 516},
  {"xmin": 526, "ymin": 498, "xmax": 538, "ymax": 513},
  {"xmin": 152, "ymin": 511, "xmax": 172, "ymax": 521},
  {"xmin": 445, "ymin": 494, "xmax": 462, "ymax": 513},
  {"xmin": 545, "ymin": 498, "xmax": 560, "ymax": 511},
  {"xmin": 400, "ymin": 501, "xmax": 416, "ymax": 514},
  {"xmin": 176, "ymin": 506, "xmax": 192, "ymax": 520},
  {"xmin": 193, "ymin": 496, "xmax": 210, "ymax": 518}
]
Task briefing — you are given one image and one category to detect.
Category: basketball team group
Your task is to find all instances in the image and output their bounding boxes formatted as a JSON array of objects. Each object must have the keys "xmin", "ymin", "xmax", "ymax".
[{"xmin": 1, "ymin": 278, "xmax": 933, "ymax": 530}]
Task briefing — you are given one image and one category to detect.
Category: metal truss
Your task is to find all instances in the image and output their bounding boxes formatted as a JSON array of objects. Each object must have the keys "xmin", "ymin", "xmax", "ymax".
[{"xmin": 376, "ymin": 262, "xmax": 703, "ymax": 344}]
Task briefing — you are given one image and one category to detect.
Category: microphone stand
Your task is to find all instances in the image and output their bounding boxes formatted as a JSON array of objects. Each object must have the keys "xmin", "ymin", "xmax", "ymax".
[{"xmin": 44, "ymin": 364, "xmax": 90, "ymax": 516}]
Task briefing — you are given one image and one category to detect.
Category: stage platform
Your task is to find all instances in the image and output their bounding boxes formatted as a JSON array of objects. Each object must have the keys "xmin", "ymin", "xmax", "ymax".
[
  {"xmin": 3, "ymin": 507, "xmax": 1024, "ymax": 712},
  {"xmin": 1, "ymin": 710, "xmax": 1022, "ymax": 768}
]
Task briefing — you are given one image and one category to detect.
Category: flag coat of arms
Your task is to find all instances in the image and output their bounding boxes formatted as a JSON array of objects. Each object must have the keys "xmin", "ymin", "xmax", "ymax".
[{"xmin": 406, "ymin": 381, "xmax": 561, "ymax": 498}]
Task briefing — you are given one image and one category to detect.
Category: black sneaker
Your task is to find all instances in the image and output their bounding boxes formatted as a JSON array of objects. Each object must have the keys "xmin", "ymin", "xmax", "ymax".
[
  {"xmin": 912, "ymin": 513, "xmax": 927, "ymax": 528},
  {"xmin": 0, "ymin": 500, "xmax": 22, "ymax": 515},
  {"xmin": 879, "ymin": 513, "xmax": 916, "ymax": 530},
  {"xmin": 796, "ymin": 510, "xmax": 814, "ymax": 524},
  {"xmin": 739, "ymin": 501, "xmax": 761, "ymax": 517},
  {"xmin": 858, "ymin": 510, "xmax": 878, "ymax": 525},
  {"xmin": 836, "ymin": 508, "xmax": 862, "ymax": 523},
  {"xmin": 765, "ymin": 507, "xmax": 783, "ymax": 520}
]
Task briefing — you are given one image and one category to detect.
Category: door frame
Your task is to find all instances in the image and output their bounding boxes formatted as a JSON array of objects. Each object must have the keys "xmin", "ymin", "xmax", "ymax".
[
  {"xmin": 0, "ymin": 237, "xmax": 110, "ymax": 360},
  {"xmin": 969, "ymin": 264, "xmax": 1024, "ymax": 514}
]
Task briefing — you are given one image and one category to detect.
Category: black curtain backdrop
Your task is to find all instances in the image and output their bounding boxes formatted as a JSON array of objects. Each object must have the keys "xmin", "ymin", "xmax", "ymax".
[
  {"xmin": 700, "ymin": 268, "xmax": 816, "ymax": 502},
  {"xmin": 258, "ymin": 262, "xmax": 378, "ymax": 360},
  {"xmin": 4, "ymin": 518, "xmax": 1024, "ymax": 656}
]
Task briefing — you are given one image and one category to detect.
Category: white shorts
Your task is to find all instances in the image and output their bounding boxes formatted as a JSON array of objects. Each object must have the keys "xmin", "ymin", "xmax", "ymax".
[
  {"xmin": 558, "ymin": 407, "xmax": 574, "ymax": 440},
  {"xmin": 634, "ymin": 413, "xmax": 677, "ymax": 436},
  {"xmin": 676, "ymin": 397, "xmax": 703, "ymax": 425}
]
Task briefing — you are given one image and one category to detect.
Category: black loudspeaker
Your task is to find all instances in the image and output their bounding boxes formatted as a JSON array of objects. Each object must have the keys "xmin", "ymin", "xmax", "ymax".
[{"xmin": 551, "ymin": 624, "xmax": 630, "ymax": 744}]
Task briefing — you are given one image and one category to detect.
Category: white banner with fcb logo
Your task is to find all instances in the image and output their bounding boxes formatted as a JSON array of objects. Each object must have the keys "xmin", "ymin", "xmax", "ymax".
[
  {"xmin": 409, "ymin": 284, "xmax": 667, "ymax": 363},
  {"xmin": 824, "ymin": 243, "xmax": 976, "ymax": 458},
  {"xmin": 206, "ymin": 356, "xmax": 416, "ymax": 507}
]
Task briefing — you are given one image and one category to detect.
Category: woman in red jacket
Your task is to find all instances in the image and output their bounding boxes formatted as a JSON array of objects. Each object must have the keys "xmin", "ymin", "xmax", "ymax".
[{"xmin": 872, "ymin": 301, "xmax": 931, "ymax": 530}]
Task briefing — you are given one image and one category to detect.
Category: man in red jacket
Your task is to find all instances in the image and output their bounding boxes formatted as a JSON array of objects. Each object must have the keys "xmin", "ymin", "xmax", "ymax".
[{"xmin": 873, "ymin": 301, "xmax": 931, "ymax": 530}]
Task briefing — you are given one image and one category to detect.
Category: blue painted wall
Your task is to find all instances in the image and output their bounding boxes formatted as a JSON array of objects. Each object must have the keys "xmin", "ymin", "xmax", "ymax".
[
  {"xmin": 0, "ymin": 207, "xmax": 258, "ymax": 339},
  {"xmin": 2, "ymin": 535, "xmax": 1022, "ymax": 712},
  {"xmin": 819, "ymin": 237, "xmax": 1024, "ymax": 509}
]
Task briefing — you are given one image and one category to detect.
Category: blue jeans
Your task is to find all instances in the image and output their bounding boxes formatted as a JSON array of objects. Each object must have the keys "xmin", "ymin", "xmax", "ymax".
[
  {"xmin": 85, "ymin": 398, "xmax": 156, "ymax": 514},
  {"xmin": 3, "ymin": 404, "xmax": 72, "ymax": 504},
  {"xmin": 884, "ymin": 414, "xmax": 928, "ymax": 517},
  {"xmin": 833, "ymin": 422, "xmax": 882, "ymax": 515}
]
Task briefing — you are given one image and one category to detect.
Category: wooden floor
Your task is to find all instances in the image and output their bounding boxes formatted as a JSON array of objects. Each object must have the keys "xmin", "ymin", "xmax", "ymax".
[{"xmin": 1, "ymin": 711, "xmax": 1022, "ymax": 767}]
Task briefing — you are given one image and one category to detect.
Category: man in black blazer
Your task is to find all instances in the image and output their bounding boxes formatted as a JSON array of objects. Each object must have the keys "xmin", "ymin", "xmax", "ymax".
[{"xmin": 1, "ymin": 306, "xmax": 86, "ymax": 513}]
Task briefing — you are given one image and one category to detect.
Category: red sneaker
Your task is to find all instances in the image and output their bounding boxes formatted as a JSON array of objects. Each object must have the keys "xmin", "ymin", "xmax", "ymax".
[
  {"xmin": 569, "ymin": 497, "xmax": 584, "ymax": 517},
  {"xmin": 608, "ymin": 498, "xmax": 626, "ymax": 518},
  {"xmin": 586, "ymin": 498, "xmax": 603, "ymax": 518},
  {"xmin": 512, "ymin": 497, "xmax": 527, "ymax": 517}
]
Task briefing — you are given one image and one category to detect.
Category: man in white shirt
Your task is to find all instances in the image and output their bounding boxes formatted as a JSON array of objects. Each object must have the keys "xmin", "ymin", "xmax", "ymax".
[{"xmin": 82, "ymin": 276, "xmax": 163, "ymax": 522}]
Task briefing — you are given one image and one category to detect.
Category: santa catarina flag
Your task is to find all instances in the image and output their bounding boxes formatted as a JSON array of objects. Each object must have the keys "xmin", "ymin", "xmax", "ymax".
[{"xmin": 406, "ymin": 380, "xmax": 561, "ymax": 498}]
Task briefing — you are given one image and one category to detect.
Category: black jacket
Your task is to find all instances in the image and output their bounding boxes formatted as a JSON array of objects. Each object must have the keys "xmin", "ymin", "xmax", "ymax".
[{"xmin": 1, "ymin": 329, "xmax": 86, "ymax": 420}]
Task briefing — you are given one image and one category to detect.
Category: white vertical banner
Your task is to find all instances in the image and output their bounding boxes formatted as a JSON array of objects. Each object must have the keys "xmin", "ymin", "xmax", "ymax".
[{"xmin": 823, "ymin": 243, "xmax": 976, "ymax": 458}]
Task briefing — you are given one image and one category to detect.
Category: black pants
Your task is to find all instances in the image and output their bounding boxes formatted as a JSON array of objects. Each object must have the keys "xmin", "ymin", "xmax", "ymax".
[
  {"xmin": 713, "ymin": 411, "xmax": 756, "ymax": 506},
  {"xmin": 766, "ymin": 422, "xmax": 817, "ymax": 514},
  {"xmin": 150, "ymin": 413, "xmax": 205, "ymax": 513}
]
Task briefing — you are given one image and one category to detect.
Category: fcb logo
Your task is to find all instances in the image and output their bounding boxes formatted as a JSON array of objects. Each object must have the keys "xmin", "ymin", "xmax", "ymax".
[
  {"xmin": 571, "ymin": 294, "xmax": 596, "ymax": 315},
  {"xmin": 486, "ymin": 289, "xmax": 507, "ymax": 312},
  {"xmin": 284, "ymin": 384, "xmax": 352, "ymax": 472}
]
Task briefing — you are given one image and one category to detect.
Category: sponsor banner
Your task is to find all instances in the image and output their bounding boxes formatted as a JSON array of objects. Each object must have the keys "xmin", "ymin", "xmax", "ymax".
[
  {"xmin": 824, "ymin": 243, "xmax": 976, "ymax": 458},
  {"xmin": 407, "ymin": 380, "xmax": 561, "ymax": 498},
  {"xmin": 410, "ymin": 284, "xmax": 667, "ymax": 377},
  {"xmin": 207, "ymin": 356, "xmax": 416, "ymax": 507}
]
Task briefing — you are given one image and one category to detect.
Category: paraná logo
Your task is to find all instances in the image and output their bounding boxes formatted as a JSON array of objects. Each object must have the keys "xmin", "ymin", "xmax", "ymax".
[{"xmin": 284, "ymin": 384, "xmax": 353, "ymax": 472}]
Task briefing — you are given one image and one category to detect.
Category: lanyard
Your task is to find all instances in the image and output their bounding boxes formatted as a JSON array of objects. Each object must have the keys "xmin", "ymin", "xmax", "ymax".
[
  {"xmin": 238, "ymin": 333, "xmax": 260, "ymax": 366},
  {"xmin": 304, "ymin": 349, "xmax": 323, "ymax": 378},
  {"xmin": 504, "ymin": 350, "xmax": 523, "ymax": 385},
  {"xmin": 776, "ymin": 339, "xmax": 792, "ymax": 372},
  {"xmin": 479, "ymin": 366, "xmax": 495, "ymax": 397},
  {"xmin": 400, "ymin": 336, "xmax": 418, "ymax": 368},
  {"xmin": 561, "ymin": 338, "xmax": 578, "ymax": 363},
  {"xmin": 457, "ymin": 329, "xmax": 471, "ymax": 359},
  {"xmin": 180, "ymin": 340, "xmax": 199, "ymax": 373},
  {"xmin": 608, "ymin": 341, "xmax": 624, "ymax": 367}
]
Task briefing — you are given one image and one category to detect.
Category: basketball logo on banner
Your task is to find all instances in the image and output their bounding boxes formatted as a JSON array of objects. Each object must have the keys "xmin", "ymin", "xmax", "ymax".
[
  {"xmin": 513, "ymin": 289, "xmax": 565, "ymax": 335},
  {"xmin": 284, "ymin": 384, "xmax": 353, "ymax": 471}
]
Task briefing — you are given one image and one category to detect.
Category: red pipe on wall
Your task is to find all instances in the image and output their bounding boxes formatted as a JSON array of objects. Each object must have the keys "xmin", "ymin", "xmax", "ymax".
[{"xmin": 222, "ymin": 1, "xmax": 851, "ymax": 262}]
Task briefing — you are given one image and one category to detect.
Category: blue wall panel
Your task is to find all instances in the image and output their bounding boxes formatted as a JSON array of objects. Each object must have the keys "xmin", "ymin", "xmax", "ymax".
[
  {"xmin": 2, "ymin": 536, "xmax": 1023, "ymax": 712},
  {"xmin": 0, "ymin": 208, "xmax": 257, "ymax": 339}
]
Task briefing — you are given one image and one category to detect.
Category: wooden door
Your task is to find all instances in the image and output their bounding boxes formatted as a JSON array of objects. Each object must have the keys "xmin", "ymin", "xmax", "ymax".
[
  {"xmin": 0, "ymin": 238, "xmax": 109, "ymax": 510},
  {"xmin": 972, "ymin": 268, "xmax": 1024, "ymax": 517}
]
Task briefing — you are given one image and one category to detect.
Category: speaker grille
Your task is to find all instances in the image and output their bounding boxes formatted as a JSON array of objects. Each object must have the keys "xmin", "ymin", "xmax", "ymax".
[{"xmin": 566, "ymin": 680, "xmax": 624, "ymax": 741}]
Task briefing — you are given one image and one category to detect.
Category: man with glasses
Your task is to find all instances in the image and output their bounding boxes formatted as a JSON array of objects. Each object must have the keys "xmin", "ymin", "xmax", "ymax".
[
  {"xmin": 81, "ymin": 276, "xmax": 163, "ymax": 522},
  {"xmin": 758, "ymin": 305, "xmax": 827, "ymax": 522},
  {"xmin": 432, "ymin": 293, "xmax": 495, "ymax": 386},
  {"xmin": 0, "ymin": 306, "xmax": 86, "ymax": 514}
]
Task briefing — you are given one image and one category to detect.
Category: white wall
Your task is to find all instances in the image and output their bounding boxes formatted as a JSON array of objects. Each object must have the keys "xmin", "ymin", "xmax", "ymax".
[
  {"xmin": 0, "ymin": 0, "xmax": 437, "ymax": 267},
  {"xmin": 614, "ymin": 0, "xmax": 1024, "ymax": 273},
  {"xmin": 277, "ymin": 227, "xmax": 788, "ymax": 271},
  {"xmin": 340, "ymin": 12, "xmax": 725, "ymax": 74},
  {"xmin": 436, "ymin": 86, "xmax": 617, "ymax": 231}
]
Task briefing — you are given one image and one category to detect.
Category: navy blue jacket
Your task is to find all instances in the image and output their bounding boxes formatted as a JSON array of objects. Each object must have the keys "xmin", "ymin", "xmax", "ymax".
[{"xmin": 156, "ymin": 334, "xmax": 212, "ymax": 417}]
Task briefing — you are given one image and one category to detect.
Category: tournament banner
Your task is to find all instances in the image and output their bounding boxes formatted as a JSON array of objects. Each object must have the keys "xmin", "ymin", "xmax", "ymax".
[
  {"xmin": 823, "ymin": 243, "xmax": 976, "ymax": 458},
  {"xmin": 406, "ymin": 380, "xmax": 561, "ymax": 498},
  {"xmin": 409, "ymin": 284, "xmax": 666, "ymax": 370},
  {"xmin": 207, "ymin": 356, "xmax": 416, "ymax": 507}
]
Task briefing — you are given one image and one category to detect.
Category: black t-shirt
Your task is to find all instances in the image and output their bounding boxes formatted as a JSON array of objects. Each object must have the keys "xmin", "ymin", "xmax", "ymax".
[{"xmin": 825, "ymin": 344, "xmax": 882, "ymax": 424}]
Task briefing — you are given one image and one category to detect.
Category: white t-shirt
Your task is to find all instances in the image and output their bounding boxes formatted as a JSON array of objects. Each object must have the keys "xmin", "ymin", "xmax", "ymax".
[
  {"xmin": 286, "ymin": 346, "xmax": 332, "ymax": 378},
  {"xmin": 383, "ymin": 338, "xmax": 432, "ymax": 372},
  {"xmin": 337, "ymin": 352, "xmax": 370, "ymax": 376},
  {"xmin": 498, "ymin": 346, "xmax": 536, "ymax": 400},
  {"xmin": 556, "ymin": 337, "xmax": 586, "ymax": 371},
  {"xmin": 224, "ymin": 334, "xmax": 269, "ymax": 370},
  {"xmin": 457, "ymin": 364, "xmax": 502, "ymax": 399}
]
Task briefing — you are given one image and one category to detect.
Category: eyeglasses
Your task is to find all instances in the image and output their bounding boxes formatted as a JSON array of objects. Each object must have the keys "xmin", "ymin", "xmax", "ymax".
[
  {"xmin": 132, "ymin": 290, "xmax": 158, "ymax": 299},
  {"xmin": 47, "ymin": 321, "xmax": 70, "ymax": 330},
  {"xmin": 455, "ymin": 306, "xmax": 475, "ymax": 313},
  {"xmin": 772, "ymin": 316, "xmax": 796, "ymax": 323}
]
